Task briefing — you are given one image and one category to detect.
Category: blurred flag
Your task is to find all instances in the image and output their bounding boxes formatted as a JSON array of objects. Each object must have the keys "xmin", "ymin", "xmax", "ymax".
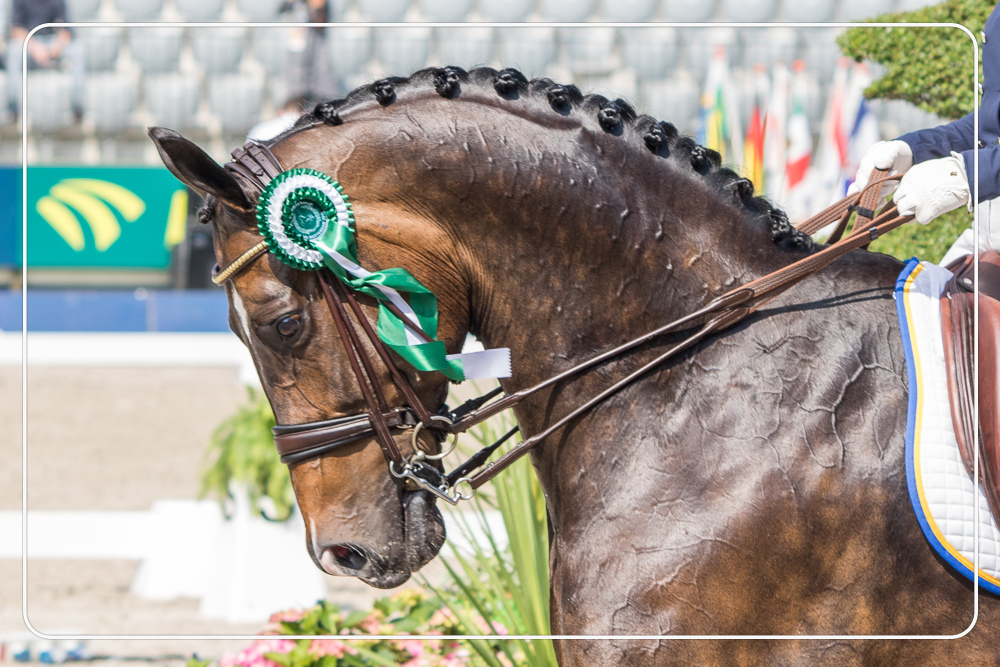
[
  {"xmin": 763, "ymin": 61, "xmax": 789, "ymax": 204},
  {"xmin": 842, "ymin": 62, "xmax": 880, "ymax": 195},
  {"xmin": 698, "ymin": 47, "xmax": 743, "ymax": 165},
  {"xmin": 784, "ymin": 61, "xmax": 815, "ymax": 219},
  {"xmin": 815, "ymin": 58, "xmax": 852, "ymax": 208},
  {"xmin": 743, "ymin": 64, "xmax": 768, "ymax": 189}
]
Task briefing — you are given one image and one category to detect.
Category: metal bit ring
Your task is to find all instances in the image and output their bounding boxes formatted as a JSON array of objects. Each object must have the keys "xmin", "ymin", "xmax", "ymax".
[{"xmin": 411, "ymin": 415, "xmax": 457, "ymax": 461}]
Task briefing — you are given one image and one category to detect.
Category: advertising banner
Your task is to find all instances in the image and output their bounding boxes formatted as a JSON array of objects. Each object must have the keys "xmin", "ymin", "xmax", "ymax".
[{"xmin": 23, "ymin": 166, "xmax": 188, "ymax": 268}]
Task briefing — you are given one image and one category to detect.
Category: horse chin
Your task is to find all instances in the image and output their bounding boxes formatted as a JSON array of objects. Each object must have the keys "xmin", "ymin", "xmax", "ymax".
[{"xmin": 403, "ymin": 489, "xmax": 447, "ymax": 572}]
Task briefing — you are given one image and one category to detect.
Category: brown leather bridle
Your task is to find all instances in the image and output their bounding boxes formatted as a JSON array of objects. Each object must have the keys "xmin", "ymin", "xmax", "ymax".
[{"xmin": 214, "ymin": 137, "xmax": 908, "ymax": 505}]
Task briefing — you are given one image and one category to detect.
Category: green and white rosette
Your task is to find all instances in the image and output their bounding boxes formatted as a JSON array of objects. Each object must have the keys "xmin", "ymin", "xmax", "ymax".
[{"xmin": 257, "ymin": 168, "xmax": 510, "ymax": 382}]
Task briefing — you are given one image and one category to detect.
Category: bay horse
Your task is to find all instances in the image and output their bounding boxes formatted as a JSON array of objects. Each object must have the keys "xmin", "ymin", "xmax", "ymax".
[{"xmin": 150, "ymin": 66, "xmax": 999, "ymax": 664}]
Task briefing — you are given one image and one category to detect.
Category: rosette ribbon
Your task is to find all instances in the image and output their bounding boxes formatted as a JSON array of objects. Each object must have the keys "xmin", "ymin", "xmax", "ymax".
[{"xmin": 257, "ymin": 168, "xmax": 511, "ymax": 381}]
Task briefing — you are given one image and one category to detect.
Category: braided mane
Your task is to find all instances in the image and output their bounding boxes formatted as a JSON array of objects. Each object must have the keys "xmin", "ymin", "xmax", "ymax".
[{"xmin": 271, "ymin": 66, "xmax": 812, "ymax": 252}]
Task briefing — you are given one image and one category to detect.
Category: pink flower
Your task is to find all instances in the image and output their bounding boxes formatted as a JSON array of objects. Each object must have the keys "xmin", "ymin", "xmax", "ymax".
[
  {"xmin": 427, "ymin": 609, "xmax": 456, "ymax": 629},
  {"xmin": 440, "ymin": 651, "xmax": 471, "ymax": 667},
  {"xmin": 469, "ymin": 615, "xmax": 507, "ymax": 635},
  {"xmin": 308, "ymin": 639, "xmax": 356, "ymax": 658},
  {"xmin": 219, "ymin": 638, "xmax": 296, "ymax": 667},
  {"xmin": 397, "ymin": 639, "xmax": 425, "ymax": 659},
  {"xmin": 268, "ymin": 609, "xmax": 306, "ymax": 624},
  {"xmin": 358, "ymin": 612, "xmax": 385, "ymax": 635}
]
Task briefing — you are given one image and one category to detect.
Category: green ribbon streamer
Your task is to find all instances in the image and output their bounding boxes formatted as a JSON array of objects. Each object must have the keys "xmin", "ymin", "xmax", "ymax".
[{"xmin": 315, "ymin": 231, "xmax": 466, "ymax": 382}]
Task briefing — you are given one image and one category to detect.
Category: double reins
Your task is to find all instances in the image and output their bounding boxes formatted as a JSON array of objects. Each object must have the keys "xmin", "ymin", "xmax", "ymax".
[
  {"xmin": 446, "ymin": 169, "xmax": 907, "ymax": 491},
  {"xmin": 216, "ymin": 138, "xmax": 907, "ymax": 504}
]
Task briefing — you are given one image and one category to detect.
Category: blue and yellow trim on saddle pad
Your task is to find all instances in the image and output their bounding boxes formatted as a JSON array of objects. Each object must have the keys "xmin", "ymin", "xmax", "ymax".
[{"xmin": 896, "ymin": 258, "xmax": 1000, "ymax": 595}]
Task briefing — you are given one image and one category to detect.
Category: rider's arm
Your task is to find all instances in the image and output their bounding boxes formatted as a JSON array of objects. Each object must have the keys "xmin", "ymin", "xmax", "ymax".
[
  {"xmin": 897, "ymin": 113, "xmax": 1000, "ymax": 203},
  {"xmin": 896, "ymin": 111, "xmax": 976, "ymax": 163}
]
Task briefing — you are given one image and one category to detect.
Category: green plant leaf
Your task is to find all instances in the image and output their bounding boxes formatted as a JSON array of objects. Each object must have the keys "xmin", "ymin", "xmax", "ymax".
[
  {"xmin": 201, "ymin": 388, "xmax": 295, "ymax": 521},
  {"xmin": 342, "ymin": 609, "xmax": 370, "ymax": 629}
]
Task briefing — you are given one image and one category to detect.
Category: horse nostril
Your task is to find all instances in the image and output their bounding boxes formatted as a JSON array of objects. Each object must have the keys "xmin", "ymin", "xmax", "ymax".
[{"xmin": 330, "ymin": 544, "xmax": 368, "ymax": 571}]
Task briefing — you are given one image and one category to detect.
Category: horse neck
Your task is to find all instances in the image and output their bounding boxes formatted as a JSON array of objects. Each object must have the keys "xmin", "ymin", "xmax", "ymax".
[{"xmin": 440, "ymin": 144, "xmax": 796, "ymax": 393}]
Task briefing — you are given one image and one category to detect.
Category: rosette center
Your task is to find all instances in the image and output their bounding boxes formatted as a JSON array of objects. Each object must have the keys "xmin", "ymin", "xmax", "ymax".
[{"xmin": 290, "ymin": 199, "xmax": 328, "ymax": 241}]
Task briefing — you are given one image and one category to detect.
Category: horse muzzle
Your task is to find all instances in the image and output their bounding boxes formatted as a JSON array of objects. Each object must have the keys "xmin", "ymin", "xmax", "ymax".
[{"xmin": 313, "ymin": 489, "xmax": 446, "ymax": 588}]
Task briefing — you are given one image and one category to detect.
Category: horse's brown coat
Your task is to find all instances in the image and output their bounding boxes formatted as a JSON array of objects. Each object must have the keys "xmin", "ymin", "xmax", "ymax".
[{"xmin": 151, "ymin": 67, "xmax": 999, "ymax": 664}]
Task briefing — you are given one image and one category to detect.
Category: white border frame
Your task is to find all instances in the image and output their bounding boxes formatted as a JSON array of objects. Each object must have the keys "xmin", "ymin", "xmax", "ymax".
[{"xmin": 20, "ymin": 20, "xmax": 981, "ymax": 641}]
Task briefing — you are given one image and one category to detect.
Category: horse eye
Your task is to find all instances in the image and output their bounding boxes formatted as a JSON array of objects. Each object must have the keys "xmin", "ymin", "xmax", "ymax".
[{"xmin": 276, "ymin": 314, "xmax": 302, "ymax": 338}]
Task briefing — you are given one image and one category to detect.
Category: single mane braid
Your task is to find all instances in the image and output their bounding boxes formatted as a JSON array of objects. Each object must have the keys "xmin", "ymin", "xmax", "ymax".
[
  {"xmin": 314, "ymin": 100, "xmax": 343, "ymax": 126},
  {"xmin": 372, "ymin": 78, "xmax": 397, "ymax": 105},
  {"xmin": 493, "ymin": 68, "xmax": 526, "ymax": 96},
  {"xmin": 547, "ymin": 85, "xmax": 573, "ymax": 111},
  {"xmin": 286, "ymin": 66, "xmax": 813, "ymax": 253},
  {"xmin": 433, "ymin": 67, "xmax": 462, "ymax": 97}
]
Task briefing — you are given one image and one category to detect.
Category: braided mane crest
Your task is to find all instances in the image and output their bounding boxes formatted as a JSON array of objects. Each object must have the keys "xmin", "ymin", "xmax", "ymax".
[{"xmin": 276, "ymin": 66, "xmax": 812, "ymax": 252}]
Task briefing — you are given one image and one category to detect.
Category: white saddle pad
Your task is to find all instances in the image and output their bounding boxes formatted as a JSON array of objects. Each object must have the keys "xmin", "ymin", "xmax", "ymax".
[{"xmin": 896, "ymin": 258, "xmax": 1000, "ymax": 594}]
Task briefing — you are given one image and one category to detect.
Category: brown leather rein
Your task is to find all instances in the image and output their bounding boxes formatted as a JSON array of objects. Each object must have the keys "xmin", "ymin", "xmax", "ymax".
[{"xmin": 215, "ymin": 139, "xmax": 908, "ymax": 505}]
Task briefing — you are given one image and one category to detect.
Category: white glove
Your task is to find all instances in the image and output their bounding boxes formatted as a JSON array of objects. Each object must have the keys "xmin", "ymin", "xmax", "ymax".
[
  {"xmin": 847, "ymin": 140, "xmax": 914, "ymax": 208},
  {"xmin": 893, "ymin": 152, "xmax": 971, "ymax": 225}
]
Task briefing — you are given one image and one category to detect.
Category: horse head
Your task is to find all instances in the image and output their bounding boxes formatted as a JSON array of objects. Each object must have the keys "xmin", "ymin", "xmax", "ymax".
[{"xmin": 149, "ymin": 121, "xmax": 462, "ymax": 588}]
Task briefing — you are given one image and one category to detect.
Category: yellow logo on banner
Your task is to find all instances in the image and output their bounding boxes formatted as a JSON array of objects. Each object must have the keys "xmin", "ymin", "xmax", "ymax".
[{"xmin": 36, "ymin": 178, "xmax": 146, "ymax": 251}]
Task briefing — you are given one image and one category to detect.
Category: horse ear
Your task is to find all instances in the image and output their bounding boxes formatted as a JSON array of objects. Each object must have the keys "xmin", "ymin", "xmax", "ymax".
[{"xmin": 148, "ymin": 127, "xmax": 253, "ymax": 212}]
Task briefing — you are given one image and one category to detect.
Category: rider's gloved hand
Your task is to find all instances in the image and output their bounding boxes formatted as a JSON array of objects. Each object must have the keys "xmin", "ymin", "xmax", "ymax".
[
  {"xmin": 846, "ymin": 140, "xmax": 914, "ymax": 208},
  {"xmin": 893, "ymin": 152, "xmax": 971, "ymax": 225}
]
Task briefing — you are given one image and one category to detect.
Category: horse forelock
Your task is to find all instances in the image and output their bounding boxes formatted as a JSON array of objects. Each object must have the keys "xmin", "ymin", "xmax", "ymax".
[{"xmin": 265, "ymin": 65, "xmax": 813, "ymax": 253}]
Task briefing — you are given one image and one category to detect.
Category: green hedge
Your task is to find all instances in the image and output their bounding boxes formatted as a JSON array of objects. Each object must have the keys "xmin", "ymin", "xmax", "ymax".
[
  {"xmin": 839, "ymin": 0, "xmax": 989, "ymax": 263},
  {"xmin": 838, "ymin": 0, "xmax": 988, "ymax": 120}
]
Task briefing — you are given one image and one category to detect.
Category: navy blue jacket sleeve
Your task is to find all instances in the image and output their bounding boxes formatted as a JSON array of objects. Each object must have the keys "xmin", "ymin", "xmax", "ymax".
[
  {"xmin": 897, "ymin": 112, "xmax": 975, "ymax": 162},
  {"xmin": 898, "ymin": 113, "xmax": 1000, "ymax": 202}
]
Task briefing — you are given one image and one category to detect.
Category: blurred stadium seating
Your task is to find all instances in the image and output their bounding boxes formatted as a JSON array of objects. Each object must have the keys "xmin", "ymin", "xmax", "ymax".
[
  {"xmin": 114, "ymin": 0, "xmax": 164, "ymax": 22},
  {"xmin": 66, "ymin": 0, "xmax": 102, "ymax": 21},
  {"xmin": 26, "ymin": 72, "xmax": 75, "ymax": 132},
  {"xmin": 420, "ymin": 0, "xmax": 474, "ymax": 22},
  {"xmin": 208, "ymin": 72, "xmax": 264, "ymax": 135},
  {"xmin": 436, "ymin": 27, "xmax": 494, "ymax": 68},
  {"xmin": 144, "ymin": 72, "xmax": 200, "ymax": 129},
  {"xmin": 237, "ymin": 0, "xmax": 285, "ymax": 21},
  {"xmin": 602, "ymin": 0, "xmax": 657, "ymax": 23},
  {"xmin": 83, "ymin": 72, "xmax": 136, "ymax": 133},
  {"xmin": 191, "ymin": 27, "xmax": 247, "ymax": 73},
  {"xmin": 81, "ymin": 26, "xmax": 122, "ymax": 72},
  {"xmin": 0, "ymin": 0, "xmax": 953, "ymax": 169},
  {"xmin": 128, "ymin": 27, "xmax": 184, "ymax": 72},
  {"xmin": 176, "ymin": 0, "xmax": 226, "ymax": 21},
  {"xmin": 478, "ymin": 0, "xmax": 532, "ymax": 22}
]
